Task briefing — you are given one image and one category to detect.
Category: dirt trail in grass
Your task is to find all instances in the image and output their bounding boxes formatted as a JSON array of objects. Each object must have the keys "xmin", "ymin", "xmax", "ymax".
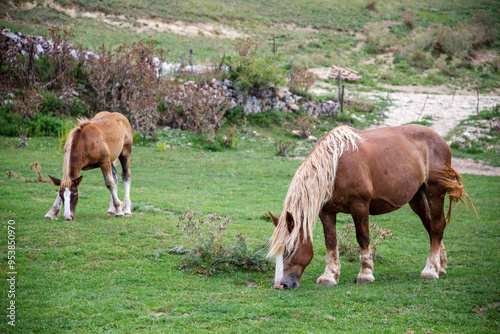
[
  {"xmin": 311, "ymin": 82, "xmax": 500, "ymax": 176},
  {"xmin": 24, "ymin": 0, "xmax": 246, "ymax": 39}
]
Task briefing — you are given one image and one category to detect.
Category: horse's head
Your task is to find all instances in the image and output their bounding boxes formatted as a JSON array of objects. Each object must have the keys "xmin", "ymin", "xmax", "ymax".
[
  {"xmin": 270, "ymin": 212, "xmax": 313, "ymax": 290},
  {"xmin": 48, "ymin": 175, "xmax": 83, "ymax": 221}
]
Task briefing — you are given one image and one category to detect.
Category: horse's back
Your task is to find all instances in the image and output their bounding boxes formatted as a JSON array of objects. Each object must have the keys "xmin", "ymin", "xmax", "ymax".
[
  {"xmin": 331, "ymin": 125, "xmax": 450, "ymax": 215},
  {"xmin": 82, "ymin": 112, "xmax": 133, "ymax": 161}
]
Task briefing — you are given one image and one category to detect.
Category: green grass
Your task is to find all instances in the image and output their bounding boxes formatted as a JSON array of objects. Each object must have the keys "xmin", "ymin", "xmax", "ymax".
[{"xmin": 0, "ymin": 129, "xmax": 499, "ymax": 333}]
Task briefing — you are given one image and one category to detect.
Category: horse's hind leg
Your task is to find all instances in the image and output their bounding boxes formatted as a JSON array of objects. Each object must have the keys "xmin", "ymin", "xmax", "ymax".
[
  {"xmin": 118, "ymin": 148, "xmax": 132, "ymax": 216},
  {"xmin": 107, "ymin": 164, "xmax": 119, "ymax": 215},
  {"xmin": 352, "ymin": 203, "xmax": 375, "ymax": 284},
  {"xmin": 409, "ymin": 186, "xmax": 447, "ymax": 280},
  {"xmin": 101, "ymin": 160, "xmax": 124, "ymax": 217},
  {"xmin": 317, "ymin": 212, "xmax": 341, "ymax": 286}
]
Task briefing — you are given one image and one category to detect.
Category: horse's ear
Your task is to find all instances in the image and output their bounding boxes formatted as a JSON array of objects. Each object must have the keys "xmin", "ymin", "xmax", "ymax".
[
  {"xmin": 49, "ymin": 175, "xmax": 61, "ymax": 187},
  {"xmin": 269, "ymin": 212, "xmax": 279, "ymax": 227},
  {"xmin": 72, "ymin": 176, "xmax": 83, "ymax": 187},
  {"xmin": 285, "ymin": 211, "xmax": 295, "ymax": 232}
]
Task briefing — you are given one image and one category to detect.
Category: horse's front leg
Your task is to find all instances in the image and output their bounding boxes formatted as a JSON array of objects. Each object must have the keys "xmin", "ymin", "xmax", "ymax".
[
  {"xmin": 101, "ymin": 162, "xmax": 124, "ymax": 217},
  {"xmin": 353, "ymin": 204, "xmax": 375, "ymax": 284},
  {"xmin": 317, "ymin": 211, "xmax": 341, "ymax": 286},
  {"xmin": 45, "ymin": 194, "xmax": 62, "ymax": 219}
]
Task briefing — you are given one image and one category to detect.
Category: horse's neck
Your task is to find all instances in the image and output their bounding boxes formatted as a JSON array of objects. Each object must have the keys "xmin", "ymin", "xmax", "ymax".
[{"xmin": 63, "ymin": 146, "xmax": 83, "ymax": 182}]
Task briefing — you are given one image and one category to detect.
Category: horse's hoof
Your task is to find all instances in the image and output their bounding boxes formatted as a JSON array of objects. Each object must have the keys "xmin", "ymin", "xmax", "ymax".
[
  {"xmin": 44, "ymin": 215, "xmax": 54, "ymax": 220},
  {"xmin": 107, "ymin": 211, "xmax": 115, "ymax": 215},
  {"xmin": 317, "ymin": 275, "xmax": 338, "ymax": 287},
  {"xmin": 123, "ymin": 212, "xmax": 132, "ymax": 217},
  {"xmin": 356, "ymin": 274, "xmax": 375, "ymax": 285},
  {"xmin": 438, "ymin": 267, "xmax": 446, "ymax": 277},
  {"xmin": 115, "ymin": 214, "xmax": 124, "ymax": 218},
  {"xmin": 420, "ymin": 269, "xmax": 439, "ymax": 280}
]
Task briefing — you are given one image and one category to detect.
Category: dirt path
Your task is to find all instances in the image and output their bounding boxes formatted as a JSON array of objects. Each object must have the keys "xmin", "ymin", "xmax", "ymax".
[{"xmin": 22, "ymin": 0, "xmax": 246, "ymax": 39}]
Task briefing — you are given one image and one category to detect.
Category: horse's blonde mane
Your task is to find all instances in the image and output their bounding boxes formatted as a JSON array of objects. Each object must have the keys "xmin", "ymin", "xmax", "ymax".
[
  {"xmin": 268, "ymin": 125, "xmax": 364, "ymax": 258},
  {"xmin": 61, "ymin": 118, "xmax": 90, "ymax": 188}
]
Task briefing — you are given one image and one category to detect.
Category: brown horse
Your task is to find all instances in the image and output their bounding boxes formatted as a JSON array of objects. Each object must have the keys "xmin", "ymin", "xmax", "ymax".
[
  {"xmin": 269, "ymin": 124, "xmax": 475, "ymax": 289},
  {"xmin": 45, "ymin": 112, "xmax": 133, "ymax": 221}
]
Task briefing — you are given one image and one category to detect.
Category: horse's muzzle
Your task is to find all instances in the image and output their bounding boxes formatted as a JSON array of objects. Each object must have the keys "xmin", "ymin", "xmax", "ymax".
[{"xmin": 280, "ymin": 274, "xmax": 300, "ymax": 290}]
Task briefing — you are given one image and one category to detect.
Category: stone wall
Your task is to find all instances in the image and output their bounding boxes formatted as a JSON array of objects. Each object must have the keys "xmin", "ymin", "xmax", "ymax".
[{"xmin": 1, "ymin": 28, "xmax": 340, "ymax": 117}]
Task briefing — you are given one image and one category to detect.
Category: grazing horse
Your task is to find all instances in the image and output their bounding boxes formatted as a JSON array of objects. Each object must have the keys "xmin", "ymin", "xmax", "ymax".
[
  {"xmin": 269, "ymin": 124, "xmax": 475, "ymax": 290},
  {"xmin": 45, "ymin": 112, "xmax": 133, "ymax": 221}
]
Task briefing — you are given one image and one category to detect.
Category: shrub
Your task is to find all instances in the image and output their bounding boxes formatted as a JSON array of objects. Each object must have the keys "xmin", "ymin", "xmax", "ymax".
[
  {"xmin": 338, "ymin": 222, "xmax": 393, "ymax": 261},
  {"xmin": 472, "ymin": 13, "xmax": 498, "ymax": 46},
  {"xmin": 295, "ymin": 115, "xmax": 314, "ymax": 138},
  {"xmin": 274, "ymin": 140, "xmax": 295, "ymax": 157},
  {"xmin": 157, "ymin": 141, "xmax": 168, "ymax": 152},
  {"xmin": 402, "ymin": 10, "xmax": 417, "ymax": 29},
  {"xmin": 85, "ymin": 40, "xmax": 168, "ymax": 136},
  {"xmin": 175, "ymin": 211, "xmax": 271, "ymax": 275},
  {"xmin": 290, "ymin": 68, "xmax": 318, "ymax": 96},
  {"xmin": 364, "ymin": 0, "xmax": 377, "ymax": 12},
  {"xmin": 0, "ymin": 105, "xmax": 23, "ymax": 136},
  {"xmin": 400, "ymin": 27, "xmax": 436, "ymax": 69},
  {"xmin": 160, "ymin": 81, "xmax": 229, "ymax": 135},
  {"xmin": 226, "ymin": 37, "xmax": 284, "ymax": 92},
  {"xmin": 363, "ymin": 22, "xmax": 398, "ymax": 52},
  {"xmin": 13, "ymin": 89, "xmax": 44, "ymax": 120}
]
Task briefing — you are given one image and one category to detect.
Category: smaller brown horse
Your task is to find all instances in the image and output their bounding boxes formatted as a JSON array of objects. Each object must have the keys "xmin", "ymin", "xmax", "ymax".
[
  {"xmin": 269, "ymin": 124, "xmax": 475, "ymax": 289},
  {"xmin": 45, "ymin": 112, "xmax": 133, "ymax": 220}
]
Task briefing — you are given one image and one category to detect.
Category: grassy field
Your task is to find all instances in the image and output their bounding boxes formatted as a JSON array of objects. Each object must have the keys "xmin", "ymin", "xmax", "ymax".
[
  {"xmin": 0, "ymin": 0, "xmax": 499, "ymax": 332},
  {"xmin": 0, "ymin": 126, "xmax": 499, "ymax": 333}
]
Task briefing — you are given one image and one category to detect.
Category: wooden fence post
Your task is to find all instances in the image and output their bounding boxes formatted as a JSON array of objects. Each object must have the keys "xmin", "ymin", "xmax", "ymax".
[
  {"xmin": 189, "ymin": 48, "xmax": 194, "ymax": 76},
  {"xmin": 177, "ymin": 51, "xmax": 187, "ymax": 76}
]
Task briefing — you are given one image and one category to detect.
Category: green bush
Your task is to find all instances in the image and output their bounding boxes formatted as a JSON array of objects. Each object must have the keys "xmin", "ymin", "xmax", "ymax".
[
  {"xmin": 40, "ymin": 90, "xmax": 65, "ymax": 116},
  {"xmin": 247, "ymin": 110, "xmax": 294, "ymax": 127},
  {"xmin": 223, "ymin": 106, "xmax": 246, "ymax": 126},
  {"xmin": 0, "ymin": 105, "xmax": 23, "ymax": 136},
  {"xmin": 0, "ymin": 105, "xmax": 64, "ymax": 137},
  {"xmin": 228, "ymin": 55, "xmax": 284, "ymax": 92},
  {"xmin": 226, "ymin": 38, "xmax": 284, "ymax": 92}
]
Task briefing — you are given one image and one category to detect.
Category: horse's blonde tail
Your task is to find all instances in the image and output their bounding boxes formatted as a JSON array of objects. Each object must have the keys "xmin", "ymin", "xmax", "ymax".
[{"xmin": 438, "ymin": 164, "xmax": 478, "ymax": 225}]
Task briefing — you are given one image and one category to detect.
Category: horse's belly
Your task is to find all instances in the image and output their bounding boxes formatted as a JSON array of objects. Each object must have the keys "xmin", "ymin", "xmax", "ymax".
[{"xmin": 369, "ymin": 197, "xmax": 407, "ymax": 215}]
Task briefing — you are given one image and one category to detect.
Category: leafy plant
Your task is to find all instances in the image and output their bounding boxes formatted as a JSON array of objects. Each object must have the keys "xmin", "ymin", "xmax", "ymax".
[
  {"xmin": 226, "ymin": 37, "xmax": 284, "ymax": 92},
  {"xmin": 157, "ymin": 141, "xmax": 168, "ymax": 152},
  {"xmin": 175, "ymin": 211, "xmax": 271, "ymax": 275}
]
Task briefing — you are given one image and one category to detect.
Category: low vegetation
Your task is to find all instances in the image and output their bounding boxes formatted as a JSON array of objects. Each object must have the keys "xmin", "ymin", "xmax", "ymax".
[{"xmin": 0, "ymin": 1, "xmax": 499, "ymax": 332}]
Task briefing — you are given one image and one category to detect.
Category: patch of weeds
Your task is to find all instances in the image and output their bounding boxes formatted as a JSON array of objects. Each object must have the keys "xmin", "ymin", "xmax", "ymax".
[
  {"xmin": 338, "ymin": 221, "xmax": 393, "ymax": 262},
  {"xmin": 157, "ymin": 141, "xmax": 168, "ymax": 152},
  {"xmin": 220, "ymin": 127, "xmax": 240, "ymax": 149},
  {"xmin": 274, "ymin": 140, "xmax": 295, "ymax": 157},
  {"xmin": 6, "ymin": 161, "xmax": 50, "ymax": 183},
  {"xmin": 175, "ymin": 211, "xmax": 271, "ymax": 276}
]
